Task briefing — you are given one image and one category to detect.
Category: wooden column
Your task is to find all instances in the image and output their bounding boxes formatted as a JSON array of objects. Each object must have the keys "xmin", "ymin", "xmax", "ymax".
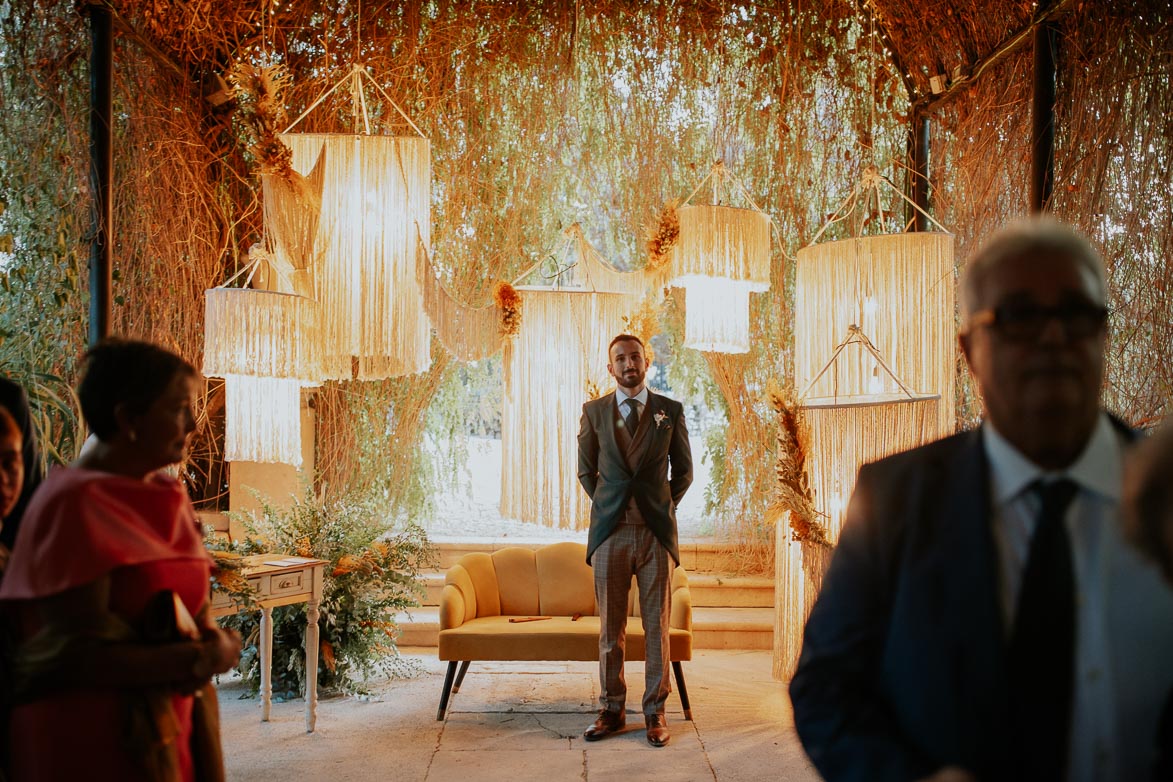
[
  {"xmin": 909, "ymin": 109, "xmax": 931, "ymax": 231},
  {"xmin": 1030, "ymin": 21, "xmax": 1059, "ymax": 213},
  {"xmin": 87, "ymin": 3, "xmax": 113, "ymax": 345}
]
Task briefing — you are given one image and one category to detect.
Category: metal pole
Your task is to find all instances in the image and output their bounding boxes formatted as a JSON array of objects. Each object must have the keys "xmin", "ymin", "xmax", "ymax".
[
  {"xmin": 88, "ymin": 3, "xmax": 113, "ymax": 346},
  {"xmin": 1030, "ymin": 21, "xmax": 1058, "ymax": 213},
  {"xmin": 909, "ymin": 109, "xmax": 930, "ymax": 231}
]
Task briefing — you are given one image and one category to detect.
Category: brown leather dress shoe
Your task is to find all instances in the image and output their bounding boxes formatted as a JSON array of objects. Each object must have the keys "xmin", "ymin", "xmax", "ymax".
[
  {"xmin": 583, "ymin": 709, "xmax": 625, "ymax": 741},
  {"xmin": 645, "ymin": 713, "xmax": 670, "ymax": 747}
]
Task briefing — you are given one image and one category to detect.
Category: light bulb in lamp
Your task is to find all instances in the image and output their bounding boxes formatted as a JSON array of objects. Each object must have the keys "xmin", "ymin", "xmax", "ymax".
[{"xmin": 681, "ymin": 278, "xmax": 753, "ymax": 353}]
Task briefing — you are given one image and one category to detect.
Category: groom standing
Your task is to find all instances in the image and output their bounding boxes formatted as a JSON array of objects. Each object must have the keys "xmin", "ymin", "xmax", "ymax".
[{"xmin": 577, "ymin": 333, "xmax": 693, "ymax": 747}]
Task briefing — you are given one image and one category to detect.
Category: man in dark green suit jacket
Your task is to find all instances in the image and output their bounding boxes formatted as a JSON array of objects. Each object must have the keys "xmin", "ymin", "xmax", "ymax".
[{"xmin": 577, "ymin": 334, "xmax": 692, "ymax": 747}]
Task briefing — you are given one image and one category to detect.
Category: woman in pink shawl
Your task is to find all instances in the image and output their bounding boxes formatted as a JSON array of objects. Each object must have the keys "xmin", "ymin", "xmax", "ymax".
[{"xmin": 0, "ymin": 339, "xmax": 240, "ymax": 781}]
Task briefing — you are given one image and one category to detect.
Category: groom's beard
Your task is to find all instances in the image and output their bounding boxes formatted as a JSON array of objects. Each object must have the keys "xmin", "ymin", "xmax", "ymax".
[{"xmin": 617, "ymin": 369, "xmax": 645, "ymax": 389}]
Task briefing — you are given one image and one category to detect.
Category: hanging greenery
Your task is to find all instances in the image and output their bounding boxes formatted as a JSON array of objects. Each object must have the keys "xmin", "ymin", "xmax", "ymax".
[{"xmin": 0, "ymin": 0, "xmax": 1167, "ymax": 567}]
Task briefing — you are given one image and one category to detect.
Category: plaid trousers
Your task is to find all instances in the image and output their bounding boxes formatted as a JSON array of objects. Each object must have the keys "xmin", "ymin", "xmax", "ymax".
[{"xmin": 592, "ymin": 522, "xmax": 672, "ymax": 717}]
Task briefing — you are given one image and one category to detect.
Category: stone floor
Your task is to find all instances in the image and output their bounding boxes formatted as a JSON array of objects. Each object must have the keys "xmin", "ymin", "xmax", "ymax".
[{"xmin": 219, "ymin": 648, "xmax": 821, "ymax": 781}]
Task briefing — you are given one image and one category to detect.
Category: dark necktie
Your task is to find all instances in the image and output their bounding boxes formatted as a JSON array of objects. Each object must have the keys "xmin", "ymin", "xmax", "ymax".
[
  {"xmin": 624, "ymin": 399, "xmax": 640, "ymax": 435},
  {"xmin": 1008, "ymin": 478, "xmax": 1079, "ymax": 781}
]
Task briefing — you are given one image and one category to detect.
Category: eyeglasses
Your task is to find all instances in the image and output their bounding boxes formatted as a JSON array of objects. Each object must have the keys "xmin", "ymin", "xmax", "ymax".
[{"xmin": 967, "ymin": 302, "xmax": 1108, "ymax": 341}]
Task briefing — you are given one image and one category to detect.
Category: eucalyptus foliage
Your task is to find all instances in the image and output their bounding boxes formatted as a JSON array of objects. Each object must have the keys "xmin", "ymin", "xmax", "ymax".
[{"xmin": 223, "ymin": 490, "xmax": 436, "ymax": 697}]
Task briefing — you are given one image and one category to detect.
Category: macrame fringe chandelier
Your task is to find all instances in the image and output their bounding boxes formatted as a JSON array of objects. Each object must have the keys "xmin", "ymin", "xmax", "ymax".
[
  {"xmin": 774, "ymin": 325, "xmax": 938, "ymax": 678},
  {"xmin": 276, "ymin": 64, "xmax": 432, "ymax": 380},
  {"xmin": 500, "ymin": 225, "xmax": 650, "ymax": 529},
  {"xmin": 775, "ymin": 154, "xmax": 956, "ymax": 679},
  {"xmin": 203, "ymin": 287, "xmax": 321, "ymax": 466},
  {"xmin": 500, "ymin": 288, "xmax": 631, "ymax": 529},
  {"xmin": 795, "ymin": 227, "xmax": 956, "ymax": 435},
  {"xmin": 671, "ymin": 163, "xmax": 772, "ymax": 353},
  {"xmin": 801, "ymin": 396, "xmax": 939, "ymax": 539},
  {"xmin": 800, "ymin": 324, "xmax": 940, "ymax": 537}
]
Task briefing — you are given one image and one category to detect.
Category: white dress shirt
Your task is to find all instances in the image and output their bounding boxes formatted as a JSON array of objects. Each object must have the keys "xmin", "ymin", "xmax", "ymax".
[
  {"xmin": 984, "ymin": 413, "xmax": 1173, "ymax": 781},
  {"xmin": 614, "ymin": 385, "xmax": 649, "ymax": 419}
]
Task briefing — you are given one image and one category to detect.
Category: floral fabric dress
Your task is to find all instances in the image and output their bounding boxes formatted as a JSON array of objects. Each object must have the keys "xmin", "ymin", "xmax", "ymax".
[{"xmin": 0, "ymin": 468, "xmax": 211, "ymax": 782}]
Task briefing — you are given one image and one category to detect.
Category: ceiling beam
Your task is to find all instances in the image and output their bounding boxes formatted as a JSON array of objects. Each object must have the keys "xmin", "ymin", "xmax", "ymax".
[{"xmin": 910, "ymin": 0, "xmax": 1076, "ymax": 115}]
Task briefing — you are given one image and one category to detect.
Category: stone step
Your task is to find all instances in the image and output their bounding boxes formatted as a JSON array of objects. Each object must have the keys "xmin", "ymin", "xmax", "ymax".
[
  {"xmin": 418, "ymin": 570, "xmax": 774, "ymax": 608},
  {"xmin": 393, "ymin": 606, "xmax": 773, "ymax": 651},
  {"xmin": 392, "ymin": 608, "xmax": 438, "ymax": 646},
  {"xmin": 686, "ymin": 574, "xmax": 774, "ymax": 608},
  {"xmin": 690, "ymin": 606, "xmax": 773, "ymax": 650},
  {"xmin": 429, "ymin": 537, "xmax": 762, "ymax": 575},
  {"xmin": 421, "ymin": 572, "xmax": 445, "ymax": 605}
]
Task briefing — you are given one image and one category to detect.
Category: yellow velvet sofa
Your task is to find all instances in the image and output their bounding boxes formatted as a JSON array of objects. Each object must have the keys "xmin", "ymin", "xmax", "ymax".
[{"xmin": 436, "ymin": 540, "xmax": 693, "ymax": 720}]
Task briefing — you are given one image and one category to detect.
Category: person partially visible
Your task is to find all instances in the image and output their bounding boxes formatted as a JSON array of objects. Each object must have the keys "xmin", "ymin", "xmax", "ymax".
[
  {"xmin": 790, "ymin": 218, "xmax": 1173, "ymax": 782},
  {"xmin": 0, "ymin": 376, "xmax": 44, "ymax": 552},
  {"xmin": 0, "ymin": 339, "xmax": 241, "ymax": 781},
  {"xmin": 1123, "ymin": 419, "xmax": 1173, "ymax": 780},
  {"xmin": 0, "ymin": 405, "xmax": 23, "ymax": 574}
]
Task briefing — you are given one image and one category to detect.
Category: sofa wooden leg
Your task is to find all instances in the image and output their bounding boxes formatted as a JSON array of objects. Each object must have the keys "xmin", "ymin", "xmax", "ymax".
[
  {"xmin": 672, "ymin": 661, "xmax": 692, "ymax": 720},
  {"xmin": 437, "ymin": 661, "xmax": 458, "ymax": 720},
  {"xmin": 452, "ymin": 660, "xmax": 471, "ymax": 693}
]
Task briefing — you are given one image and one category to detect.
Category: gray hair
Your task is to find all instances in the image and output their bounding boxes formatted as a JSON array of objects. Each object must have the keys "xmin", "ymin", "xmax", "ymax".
[{"xmin": 959, "ymin": 217, "xmax": 1107, "ymax": 321}]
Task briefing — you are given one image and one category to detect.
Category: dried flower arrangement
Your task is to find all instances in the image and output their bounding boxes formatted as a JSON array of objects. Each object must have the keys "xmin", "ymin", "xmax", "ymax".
[
  {"xmin": 228, "ymin": 63, "xmax": 296, "ymax": 184},
  {"xmin": 493, "ymin": 280, "xmax": 523, "ymax": 337},
  {"xmin": 768, "ymin": 383, "xmax": 831, "ymax": 548},
  {"xmin": 205, "ymin": 547, "xmax": 256, "ymax": 611},
  {"xmin": 645, "ymin": 198, "xmax": 680, "ymax": 272}
]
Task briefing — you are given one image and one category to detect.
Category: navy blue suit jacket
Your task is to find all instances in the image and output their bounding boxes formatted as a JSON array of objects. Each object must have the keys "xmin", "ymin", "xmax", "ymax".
[{"xmin": 790, "ymin": 423, "xmax": 1173, "ymax": 781}]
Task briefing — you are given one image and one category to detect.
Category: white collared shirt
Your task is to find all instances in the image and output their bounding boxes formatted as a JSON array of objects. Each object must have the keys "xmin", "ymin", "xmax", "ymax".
[
  {"xmin": 984, "ymin": 414, "xmax": 1121, "ymax": 782},
  {"xmin": 614, "ymin": 385, "xmax": 649, "ymax": 417}
]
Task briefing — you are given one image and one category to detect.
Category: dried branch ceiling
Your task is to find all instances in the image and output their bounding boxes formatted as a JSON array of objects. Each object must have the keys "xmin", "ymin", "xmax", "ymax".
[{"xmin": 109, "ymin": 0, "xmax": 1104, "ymax": 108}]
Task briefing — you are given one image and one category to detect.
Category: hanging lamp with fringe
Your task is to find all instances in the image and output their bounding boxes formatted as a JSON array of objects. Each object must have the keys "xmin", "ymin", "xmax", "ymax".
[
  {"xmin": 670, "ymin": 162, "xmax": 772, "ymax": 353},
  {"xmin": 273, "ymin": 63, "xmax": 432, "ymax": 380},
  {"xmin": 203, "ymin": 286, "xmax": 321, "ymax": 466},
  {"xmin": 773, "ymin": 325, "xmax": 939, "ymax": 681},
  {"xmin": 794, "ymin": 165, "xmax": 956, "ymax": 436}
]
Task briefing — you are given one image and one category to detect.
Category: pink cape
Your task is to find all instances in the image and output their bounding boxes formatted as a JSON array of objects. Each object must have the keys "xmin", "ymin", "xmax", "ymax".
[
  {"xmin": 1, "ymin": 467, "xmax": 213, "ymax": 782},
  {"xmin": 0, "ymin": 467, "xmax": 210, "ymax": 602}
]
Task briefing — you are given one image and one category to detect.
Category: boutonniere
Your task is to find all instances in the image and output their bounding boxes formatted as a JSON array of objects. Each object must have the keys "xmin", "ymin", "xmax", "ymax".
[{"xmin": 653, "ymin": 410, "xmax": 669, "ymax": 430}]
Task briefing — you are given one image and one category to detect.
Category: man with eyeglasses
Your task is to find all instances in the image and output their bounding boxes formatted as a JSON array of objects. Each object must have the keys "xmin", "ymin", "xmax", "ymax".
[{"xmin": 790, "ymin": 218, "xmax": 1173, "ymax": 782}]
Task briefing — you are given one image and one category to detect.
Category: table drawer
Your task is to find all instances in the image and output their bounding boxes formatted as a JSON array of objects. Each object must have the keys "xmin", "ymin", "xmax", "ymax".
[
  {"xmin": 269, "ymin": 569, "xmax": 307, "ymax": 597},
  {"xmin": 210, "ymin": 589, "xmax": 235, "ymax": 612}
]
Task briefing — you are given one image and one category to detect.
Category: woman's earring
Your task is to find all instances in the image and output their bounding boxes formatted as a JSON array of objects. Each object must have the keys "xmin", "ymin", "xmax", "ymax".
[{"xmin": 128, "ymin": 430, "xmax": 138, "ymax": 443}]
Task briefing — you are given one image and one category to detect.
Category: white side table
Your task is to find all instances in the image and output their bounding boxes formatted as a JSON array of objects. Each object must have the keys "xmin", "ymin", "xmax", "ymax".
[{"xmin": 211, "ymin": 555, "xmax": 327, "ymax": 732}]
